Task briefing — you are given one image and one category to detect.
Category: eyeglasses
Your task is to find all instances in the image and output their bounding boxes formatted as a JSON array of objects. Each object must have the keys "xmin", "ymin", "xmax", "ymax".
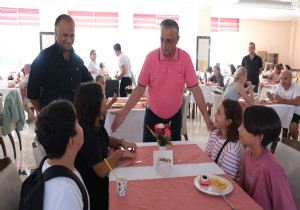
[{"xmin": 160, "ymin": 37, "xmax": 176, "ymax": 45}]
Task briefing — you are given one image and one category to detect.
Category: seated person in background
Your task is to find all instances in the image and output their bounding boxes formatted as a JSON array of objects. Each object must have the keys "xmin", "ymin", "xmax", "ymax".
[
  {"xmin": 205, "ymin": 99, "xmax": 244, "ymax": 181},
  {"xmin": 209, "ymin": 65, "xmax": 224, "ymax": 87},
  {"xmin": 266, "ymin": 64, "xmax": 281, "ymax": 83},
  {"xmin": 100, "ymin": 62, "xmax": 109, "ymax": 76},
  {"xmin": 230, "ymin": 64, "xmax": 236, "ymax": 76},
  {"xmin": 285, "ymin": 64, "xmax": 291, "ymax": 71},
  {"xmin": 267, "ymin": 70, "xmax": 300, "ymax": 140},
  {"xmin": 74, "ymin": 82, "xmax": 136, "ymax": 210},
  {"xmin": 95, "ymin": 75, "xmax": 117, "ymax": 109},
  {"xmin": 87, "ymin": 50, "xmax": 100, "ymax": 74},
  {"xmin": 223, "ymin": 67, "xmax": 255, "ymax": 105},
  {"xmin": 19, "ymin": 64, "xmax": 35, "ymax": 122},
  {"xmin": 238, "ymin": 105, "xmax": 296, "ymax": 210},
  {"xmin": 35, "ymin": 100, "xmax": 89, "ymax": 210},
  {"xmin": 17, "ymin": 68, "xmax": 25, "ymax": 83}
]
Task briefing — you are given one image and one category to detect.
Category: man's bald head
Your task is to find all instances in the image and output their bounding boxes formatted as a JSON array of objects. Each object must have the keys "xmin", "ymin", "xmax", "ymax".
[{"xmin": 281, "ymin": 70, "xmax": 292, "ymax": 80}]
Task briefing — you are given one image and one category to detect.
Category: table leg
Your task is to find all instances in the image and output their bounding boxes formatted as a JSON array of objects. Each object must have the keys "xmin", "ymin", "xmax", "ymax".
[{"xmin": 192, "ymin": 103, "xmax": 195, "ymax": 119}]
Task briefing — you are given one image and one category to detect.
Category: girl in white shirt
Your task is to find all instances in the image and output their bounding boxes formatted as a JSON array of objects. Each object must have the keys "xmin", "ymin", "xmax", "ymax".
[
  {"xmin": 87, "ymin": 50, "xmax": 100, "ymax": 75},
  {"xmin": 205, "ymin": 98, "xmax": 244, "ymax": 181}
]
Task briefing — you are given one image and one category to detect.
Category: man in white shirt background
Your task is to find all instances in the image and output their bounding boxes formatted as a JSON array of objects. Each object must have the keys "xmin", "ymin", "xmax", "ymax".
[
  {"xmin": 113, "ymin": 43, "xmax": 132, "ymax": 97},
  {"xmin": 267, "ymin": 70, "xmax": 300, "ymax": 140}
]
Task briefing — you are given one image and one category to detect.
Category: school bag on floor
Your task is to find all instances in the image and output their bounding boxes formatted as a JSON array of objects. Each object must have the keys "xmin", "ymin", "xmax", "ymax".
[{"xmin": 19, "ymin": 156, "xmax": 88, "ymax": 210}]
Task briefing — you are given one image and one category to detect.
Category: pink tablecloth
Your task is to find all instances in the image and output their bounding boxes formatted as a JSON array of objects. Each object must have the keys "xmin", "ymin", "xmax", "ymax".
[
  {"xmin": 109, "ymin": 174, "xmax": 262, "ymax": 210},
  {"xmin": 109, "ymin": 143, "xmax": 262, "ymax": 210}
]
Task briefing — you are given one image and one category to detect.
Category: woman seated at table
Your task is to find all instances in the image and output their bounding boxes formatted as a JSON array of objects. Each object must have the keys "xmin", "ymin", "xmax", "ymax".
[
  {"xmin": 74, "ymin": 82, "xmax": 137, "ymax": 210},
  {"xmin": 209, "ymin": 65, "xmax": 224, "ymax": 87},
  {"xmin": 205, "ymin": 98, "xmax": 244, "ymax": 181},
  {"xmin": 223, "ymin": 67, "xmax": 255, "ymax": 105},
  {"xmin": 238, "ymin": 105, "xmax": 296, "ymax": 210},
  {"xmin": 266, "ymin": 64, "xmax": 281, "ymax": 83}
]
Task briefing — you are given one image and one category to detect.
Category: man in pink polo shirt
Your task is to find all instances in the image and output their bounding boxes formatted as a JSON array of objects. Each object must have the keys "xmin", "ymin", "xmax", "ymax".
[{"xmin": 111, "ymin": 19, "xmax": 214, "ymax": 142}]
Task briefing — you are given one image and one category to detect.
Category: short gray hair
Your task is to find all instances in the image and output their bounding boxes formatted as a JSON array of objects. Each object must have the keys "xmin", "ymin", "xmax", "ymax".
[{"xmin": 160, "ymin": 19, "xmax": 179, "ymax": 36}]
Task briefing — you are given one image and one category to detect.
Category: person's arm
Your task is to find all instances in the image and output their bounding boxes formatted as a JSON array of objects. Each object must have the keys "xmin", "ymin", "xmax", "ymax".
[
  {"xmin": 275, "ymin": 95, "xmax": 300, "ymax": 106},
  {"xmin": 92, "ymin": 149, "xmax": 135, "ymax": 178},
  {"xmin": 190, "ymin": 85, "xmax": 214, "ymax": 131},
  {"xmin": 116, "ymin": 65, "xmax": 126, "ymax": 80},
  {"xmin": 109, "ymin": 136, "xmax": 137, "ymax": 151},
  {"xmin": 30, "ymin": 99, "xmax": 42, "ymax": 112},
  {"xmin": 106, "ymin": 94, "xmax": 117, "ymax": 109},
  {"xmin": 111, "ymin": 84, "xmax": 146, "ymax": 132},
  {"xmin": 236, "ymin": 82, "xmax": 255, "ymax": 105}
]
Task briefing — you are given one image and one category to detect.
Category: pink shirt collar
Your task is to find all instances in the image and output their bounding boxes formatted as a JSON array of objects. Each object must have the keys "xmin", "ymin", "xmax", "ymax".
[{"xmin": 159, "ymin": 48, "xmax": 179, "ymax": 61}]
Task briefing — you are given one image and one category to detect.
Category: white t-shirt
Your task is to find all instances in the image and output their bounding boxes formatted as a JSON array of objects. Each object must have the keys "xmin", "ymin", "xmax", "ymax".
[
  {"xmin": 42, "ymin": 160, "xmax": 89, "ymax": 210},
  {"xmin": 274, "ymin": 82, "xmax": 300, "ymax": 115},
  {"xmin": 87, "ymin": 60, "xmax": 100, "ymax": 75},
  {"xmin": 118, "ymin": 53, "xmax": 132, "ymax": 77}
]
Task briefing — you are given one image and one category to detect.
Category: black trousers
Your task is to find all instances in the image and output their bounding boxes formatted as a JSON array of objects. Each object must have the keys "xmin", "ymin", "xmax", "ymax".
[
  {"xmin": 120, "ymin": 77, "xmax": 132, "ymax": 97},
  {"xmin": 143, "ymin": 107, "xmax": 182, "ymax": 142}
]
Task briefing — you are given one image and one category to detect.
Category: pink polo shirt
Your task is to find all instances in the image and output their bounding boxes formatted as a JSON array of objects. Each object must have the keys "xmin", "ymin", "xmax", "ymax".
[{"xmin": 138, "ymin": 48, "xmax": 198, "ymax": 119}]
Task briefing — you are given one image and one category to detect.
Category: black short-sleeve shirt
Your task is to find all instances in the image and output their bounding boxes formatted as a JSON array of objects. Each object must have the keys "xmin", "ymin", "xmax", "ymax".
[
  {"xmin": 75, "ymin": 122, "xmax": 109, "ymax": 210},
  {"xmin": 241, "ymin": 54, "xmax": 263, "ymax": 86},
  {"xmin": 209, "ymin": 74, "xmax": 224, "ymax": 87},
  {"xmin": 27, "ymin": 43, "xmax": 93, "ymax": 108}
]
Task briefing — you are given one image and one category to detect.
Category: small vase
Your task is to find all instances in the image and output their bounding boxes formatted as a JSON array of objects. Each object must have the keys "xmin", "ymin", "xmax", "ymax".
[{"xmin": 158, "ymin": 146, "xmax": 166, "ymax": 151}]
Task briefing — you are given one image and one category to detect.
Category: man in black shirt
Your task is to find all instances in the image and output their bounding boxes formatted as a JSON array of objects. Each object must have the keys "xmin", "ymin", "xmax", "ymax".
[
  {"xmin": 241, "ymin": 42, "xmax": 263, "ymax": 93},
  {"xmin": 27, "ymin": 14, "xmax": 93, "ymax": 111}
]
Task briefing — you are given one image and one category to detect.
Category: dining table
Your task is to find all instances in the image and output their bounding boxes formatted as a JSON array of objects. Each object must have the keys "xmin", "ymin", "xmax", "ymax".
[
  {"xmin": 104, "ymin": 97, "xmax": 146, "ymax": 143},
  {"xmin": 108, "ymin": 141, "xmax": 262, "ymax": 210},
  {"xmin": 0, "ymin": 83, "xmax": 21, "ymax": 100}
]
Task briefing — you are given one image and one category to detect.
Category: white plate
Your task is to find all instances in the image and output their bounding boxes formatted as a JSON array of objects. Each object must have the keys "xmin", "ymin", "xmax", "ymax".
[
  {"xmin": 194, "ymin": 175, "xmax": 233, "ymax": 196},
  {"xmin": 112, "ymin": 103, "xmax": 125, "ymax": 108}
]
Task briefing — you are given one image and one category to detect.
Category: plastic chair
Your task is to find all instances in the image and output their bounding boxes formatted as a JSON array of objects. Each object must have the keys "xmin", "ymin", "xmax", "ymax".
[
  {"xmin": 181, "ymin": 93, "xmax": 191, "ymax": 140},
  {"xmin": 274, "ymin": 138, "xmax": 300, "ymax": 209},
  {"xmin": 32, "ymin": 136, "xmax": 46, "ymax": 167},
  {"xmin": 211, "ymin": 90, "xmax": 224, "ymax": 116},
  {"xmin": 0, "ymin": 156, "xmax": 22, "ymax": 210}
]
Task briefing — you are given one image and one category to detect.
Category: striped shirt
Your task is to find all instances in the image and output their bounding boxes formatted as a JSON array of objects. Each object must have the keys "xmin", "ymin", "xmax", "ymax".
[{"xmin": 205, "ymin": 130, "xmax": 244, "ymax": 181}]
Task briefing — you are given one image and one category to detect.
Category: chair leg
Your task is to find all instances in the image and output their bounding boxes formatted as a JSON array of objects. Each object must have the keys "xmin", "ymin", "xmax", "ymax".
[
  {"xmin": 0, "ymin": 136, "xmax": 7, "ymax": 157},
  {"xmin": 15, "ymin": 129, "xmax": 22, "ymax": 151},
  {"xmin": 184, "ymin": 134, "xmax": 188, "ymax": 141},
  {"xmin": 8, "ymin": 133, "xmax": 16, "ymax": 159}
]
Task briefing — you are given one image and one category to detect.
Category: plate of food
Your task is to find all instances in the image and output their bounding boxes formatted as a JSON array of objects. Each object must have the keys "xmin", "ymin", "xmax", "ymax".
[
  {"xmin": 141, "ymin": 102, "xmax": 147, "ymax": 107},
  {"xmin": 112, "ymin": 103, "xmax": 125, "ymax": 108},
  {"xmin": 140, "ymin": 96, "xmax": 147, "ymax": 101},
  {"xmin": 194, "ymin": 175, "xmax": 233, "ymax": 195}
]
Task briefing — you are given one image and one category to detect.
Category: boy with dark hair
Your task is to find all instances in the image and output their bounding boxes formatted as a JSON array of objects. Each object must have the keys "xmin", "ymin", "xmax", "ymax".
[
  {"xmin": 238, "ymin": 105, "xmax": 296, "ymax": 210},
  {"xmin": 35, "ymin": 100, "xmax": 88, "ymax": 210}
]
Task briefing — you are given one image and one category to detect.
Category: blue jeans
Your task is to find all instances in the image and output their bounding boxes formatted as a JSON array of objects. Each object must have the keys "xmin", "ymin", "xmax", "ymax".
[{"xmin": 143, "ymin": 107, "xmax": 182, "ymax": 142}]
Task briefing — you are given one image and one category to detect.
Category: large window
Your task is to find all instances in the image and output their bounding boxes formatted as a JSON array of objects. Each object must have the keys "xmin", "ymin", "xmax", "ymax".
[
  {"xmin": 0, "ymin": 7, "xmax": 40, "ymax": 77},
  {"xmin": 210, "ymin": 17, "xmax": 240, "ymax": 73}
]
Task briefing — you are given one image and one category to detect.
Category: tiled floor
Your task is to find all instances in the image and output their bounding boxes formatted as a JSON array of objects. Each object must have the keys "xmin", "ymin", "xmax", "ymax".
[{"xmin": 1, "ymin": 110, "xmax": 210, "ymax": 171}]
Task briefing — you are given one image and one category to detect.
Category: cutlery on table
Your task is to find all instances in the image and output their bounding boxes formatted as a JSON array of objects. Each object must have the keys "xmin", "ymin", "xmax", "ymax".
[
  {"xmin": 117, "ymin": 161, "xmax": 143, "ymax": 168},
  {"xmin": 216, "ymin": 190, "xmax": 237, "ymax": 210}
]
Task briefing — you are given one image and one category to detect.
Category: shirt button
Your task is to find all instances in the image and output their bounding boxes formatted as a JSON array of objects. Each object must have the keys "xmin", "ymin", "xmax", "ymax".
[
  {"xmin": 73, "ymin": 90, "xmax": 75, "ymax": 92},
  {"xmin": 70, "ymin": 78, "xmax": 72, "ymax": 80}
]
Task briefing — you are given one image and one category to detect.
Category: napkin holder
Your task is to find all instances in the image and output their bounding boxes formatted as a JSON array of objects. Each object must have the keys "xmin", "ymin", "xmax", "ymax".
[{"xmin": 153, "ymin": 150, "xmax": 173, "ymax": 176}]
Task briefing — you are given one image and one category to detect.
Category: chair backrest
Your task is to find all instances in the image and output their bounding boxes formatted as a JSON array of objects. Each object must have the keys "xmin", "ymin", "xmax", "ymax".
[
  {"xmin": 181, "ymin": 92, "xmax": 191, "ymax": 135},
  {"xmin": 274, "ymin": 138, "xmax": 300, "ymax": 209},
  {"xmin": 32, "ymin": 141, "xmax": 46, "ymax": 167},
  {"xmin": 0, "ymin": 157, "xmax": 22, "ymax": 210},
  {"xmin": 105, "ymin": 80, "xmax": 119, "ymax": 98},
  {"xmin": 225, "ymin": 76, "xmax": 235, "ymax": 88},
  {"xmin": 211, "ymin": 90, "xmax": 223, "ymax": 116}
]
